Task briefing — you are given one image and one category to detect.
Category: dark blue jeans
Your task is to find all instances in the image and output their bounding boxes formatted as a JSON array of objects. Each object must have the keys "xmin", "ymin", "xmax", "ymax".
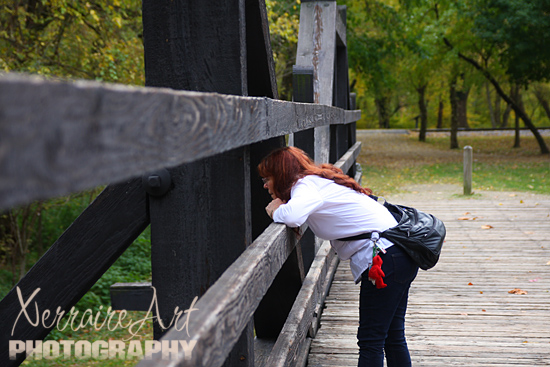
[{"xmin": 357, "ymin": 245, "xmax": 418, "ymax": 367}]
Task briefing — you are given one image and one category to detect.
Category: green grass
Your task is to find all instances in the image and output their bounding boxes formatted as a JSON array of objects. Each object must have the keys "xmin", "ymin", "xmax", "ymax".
[
  {"xmin": 21, "ymin": 311, "xmax": 154, "ymax": 367},
  {"xmin": 16, "ymin": 230, "xmax": 154, "ymax": 367},
  {"xmin": 362, "ymin": 161, "xmax": 549, "ymax": 196},
  {"xmin": 359, "ymin": 134, "xmax": 550, "ymax": 196},
  {"xmin": 361, "ymin": 163, "xmax": 461, "ymax": 195}
]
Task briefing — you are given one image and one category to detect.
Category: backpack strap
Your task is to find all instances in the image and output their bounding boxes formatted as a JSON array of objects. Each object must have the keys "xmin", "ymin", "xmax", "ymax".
[
  {"xmin": 337, "ymin": 230, "xmax": 382, "ymax": 242},
  {"xmin": 337, "ymin": 232, "xmax": 373, "ymax": 241}
]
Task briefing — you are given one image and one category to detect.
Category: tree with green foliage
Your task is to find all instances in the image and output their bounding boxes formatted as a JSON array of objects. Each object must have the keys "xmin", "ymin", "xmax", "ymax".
[
  {"xmin": 342, "ymin": 0, "xmax": 549, "ymax": 154},
  {"xmin": 0, "ymin": 0, "xmax": 145, "ymax": 294},
  {"xmin": 443, "ymin": 0, "xmax": 550, "ymax": 154},
  {"xmin": 0, "ymin": 0, "xmax": 144, "ymax": 84},
  {"xmin": 266, "ymin": 0, "xmax": 301, "ymax": 100},
  {"xmin": 345, "ymin": 0, "xmax": 403, "ymax": 129}
]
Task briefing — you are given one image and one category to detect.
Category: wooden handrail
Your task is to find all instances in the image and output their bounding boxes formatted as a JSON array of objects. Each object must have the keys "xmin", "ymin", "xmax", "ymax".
[{"xmin": 0, "ymin": 73, "xmax": 360, "ymax": 212}]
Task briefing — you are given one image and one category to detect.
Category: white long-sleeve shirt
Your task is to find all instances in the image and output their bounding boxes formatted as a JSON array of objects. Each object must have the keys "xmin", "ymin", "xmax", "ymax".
[{"xmin": 272, "ymin": 175, "xmax": 397, "ymax": 283}]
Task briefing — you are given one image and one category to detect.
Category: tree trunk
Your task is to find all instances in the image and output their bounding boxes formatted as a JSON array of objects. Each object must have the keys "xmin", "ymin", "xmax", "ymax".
[
  {"xmin": 375, "ymin": 97, "xmax": 390, "ymax": 128},
  {"xmin": 501, "ymin": 91, "xmax": 512, "ymax": 128},
  {"xmin": 456, "ymin": 89, "xmax": 470, "ymax": 128},
  {"xmin": 494, "ymin": 90, "xmax": 501, "ymax": 127},
  {"xmin": 511, "ymin": 84, "xmax": 522, "ymax": 148},
  {"xmin": 417, "ymin": 84, "xmax": 428, "ymax": 142},
  {"xmin": 450, "ymin": 76, "xmax": 459, "ymax": 149},
  {"xmin": 437, "ymin": 97, "xmax": 444, "ymax": 128},
  {"xmin": 486, "ymin": 82, "xmax": 496, "ymax": 128},
  {"xmin": 533, "ymin": 84, "xmax": 550, "ymax": 120}
]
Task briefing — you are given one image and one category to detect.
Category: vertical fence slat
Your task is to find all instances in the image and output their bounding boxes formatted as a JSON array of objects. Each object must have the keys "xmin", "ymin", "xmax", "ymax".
[
  {"xmin": 296, "ymin": 0, "xmax": 338, "ymax": 164},
  {"xmin": 142, "ymin": 0, "xmax": 254, "ymax": 366},
  {"xmin": 245, "ymin": 0, "xmax": 279, "ymax": 99},
  {"xmin": 292, "ymin": 65, "xmax": 317, "ymax": 273}
]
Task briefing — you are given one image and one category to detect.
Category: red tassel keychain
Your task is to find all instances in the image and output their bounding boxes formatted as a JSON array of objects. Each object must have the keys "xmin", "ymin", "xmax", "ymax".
[{"xmin": 368, "ymin": 254, "xmax": 387, "ymax": 289}]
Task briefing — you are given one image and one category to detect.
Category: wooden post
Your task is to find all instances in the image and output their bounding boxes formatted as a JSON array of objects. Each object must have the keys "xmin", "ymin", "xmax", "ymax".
[
  {"xmin": 349, "ymin": 92, "xmax": 357, "ymax": 157},
  {"xmin": 464, "ymin": 145, "xmax": 473, "ymax": 195},
  {"xmin": 292, "ymin": 66, "xmax": 315, "ymax": 160},
  {"xmin": 291, "ymin": 66, "xmax": 315, "ymax": 273},
  {"xmin": 291, "ymin": 66, "xmax": 315, "ymax": 267},
  {"xmin": 296, "ymin": 0, "xmax": 338, "ymax": 164},
  {"xmin": 331, "ymin": 6, "xmax": 352, "ymax": 173},
  {"xmin": 142, "ymin": 0, "xmax": 253, "ymax": 365}
]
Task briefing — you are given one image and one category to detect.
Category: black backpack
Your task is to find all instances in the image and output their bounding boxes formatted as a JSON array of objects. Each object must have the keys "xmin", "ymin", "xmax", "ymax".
[{"xmin": 338, "ymin": 197, "xmax": 446, "ymax": 270}]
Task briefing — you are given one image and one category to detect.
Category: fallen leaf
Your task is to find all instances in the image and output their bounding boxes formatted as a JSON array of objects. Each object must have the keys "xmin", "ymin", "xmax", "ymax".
[
  {"xmin": 481, "ymin": 225, "xmax": 493, "ymax": 229},
  {"xmin": 482, "ymin": 309, "xmax": 486, "ymax": 312},
  {"xmin": 463, "ymin": 212, "xmax": 471, "ymax": 215},
  {"xmin": 458, "ymin": 217, "xmax": 470, "ymax": 220},
  {"xmin": 520, "ymin": 199, "xmax": 524, "ymax": 203},
  {"xmin": 468, "ymin": 282, "xmax": 474, "ymax": 286},
  {"xmin": 508, "ymin": 288, "xmax": 528, "ymax": 295},
  {"xmin": 480, "ymin": 291, "xmax": 483, "ymax": 294}
]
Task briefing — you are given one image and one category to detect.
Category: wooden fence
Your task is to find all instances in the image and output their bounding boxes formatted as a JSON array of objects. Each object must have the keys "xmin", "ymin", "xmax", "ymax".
[{"xmin": 0, "ymin": 1, "xmax": 361, "ymax": 366}]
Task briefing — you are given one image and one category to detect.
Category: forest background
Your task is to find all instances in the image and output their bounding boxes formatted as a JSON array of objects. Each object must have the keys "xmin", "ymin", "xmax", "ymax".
[{"xmin": 1, "ymin": 0, "xmax": 549, "ymax": 359}]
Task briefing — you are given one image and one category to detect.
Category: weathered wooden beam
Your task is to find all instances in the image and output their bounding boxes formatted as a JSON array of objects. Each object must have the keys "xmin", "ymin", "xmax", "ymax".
[
  {"xmin": 292, "ymin": 66, "xmax": 315, "ymax": 159},
  {"xmin": 290, "ymin": 63, "xmax": 316, "ymax": 287},
  {"xmin": 331, "ymin": 6, "xmax": 354, "ymax": 170},
  {"xmin": 296, "ymin": 1, "xmax": 338, "ymax": 163},
  {"xmin": 264, "ymin": 241, "xmax": 335, "ymax": 367},
  {"xmin": 246, "ymin": 0, "xmax": 278, "ymax": 99},
  {"xmin": 135, "ymin": 223, "xmax": 300, "ymax": 367},
  {"xmin": 0, "ymin": 178, "xmax": 149, "ymax": 367},
  {"xmin": 334, "ymin": 141, "xmax": 361, "ymax": 176},
  {"xmin": 110, "ymin": 282, "xmax": 154, "ymax": 311},
  {"xmin": 310, "ymin": 252, "xmax": 339, "ymax": 337},
  {"xmin": 142, "ymin": 1, "xmax": 255, "ymax": 366},
  {"xmin": 335, "ymin": 5, "xmax": 347, "ymax": 47},
  {"xmin": 0, "ymin": 73, "xmax": 360, "ymax": 211}
]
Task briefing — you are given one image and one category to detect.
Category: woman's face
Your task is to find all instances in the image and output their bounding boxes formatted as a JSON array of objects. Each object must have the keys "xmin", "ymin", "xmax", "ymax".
[{"xmin": 263, "ymin": 177, "xmax": 277, "ymax": 200}]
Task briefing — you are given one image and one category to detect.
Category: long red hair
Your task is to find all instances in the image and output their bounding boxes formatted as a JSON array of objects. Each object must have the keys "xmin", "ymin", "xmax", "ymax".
[{"xmin": 258, "ymin": 146, "xmax": 371, "ymax": 202}]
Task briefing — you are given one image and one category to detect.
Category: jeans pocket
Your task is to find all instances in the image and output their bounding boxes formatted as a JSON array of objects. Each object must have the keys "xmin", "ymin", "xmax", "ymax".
[{"xmin": 392, "ymin": 253, "xmax": 418, "ymax": 284}]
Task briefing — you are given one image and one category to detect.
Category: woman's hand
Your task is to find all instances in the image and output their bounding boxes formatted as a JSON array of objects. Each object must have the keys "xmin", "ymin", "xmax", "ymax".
[{"xmin": 266, "ymin": 198, "xmax": 284, "ymax": 219}]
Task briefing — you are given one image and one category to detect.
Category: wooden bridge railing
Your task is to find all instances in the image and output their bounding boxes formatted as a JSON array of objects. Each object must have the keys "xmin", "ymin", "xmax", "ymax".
[{"xmin": 0, "ymin": 1, "xmax": 360, "ymax": 367}]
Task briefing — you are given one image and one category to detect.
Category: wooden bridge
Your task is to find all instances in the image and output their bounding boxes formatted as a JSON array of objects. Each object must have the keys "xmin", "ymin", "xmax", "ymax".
[
  {"xmin": 0, "ymin": 1, "xmax": 360, "ymax": 367},
  {"xmin": 308, "ymin": 186, "xmax": 550, "ymax": 366},
  {"xmin": 2, "ymin": 1, "xmax": 549, "ymax": 367}
]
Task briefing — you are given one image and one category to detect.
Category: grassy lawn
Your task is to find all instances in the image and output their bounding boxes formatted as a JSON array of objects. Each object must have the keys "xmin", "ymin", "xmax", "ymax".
[
  {"xmin": 357, "ymin": 132, "xmax": 550, "ymax": 196},
  {"xmin": 21, "ymin": 311, "xmax": 154, "ymax": 367}
]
